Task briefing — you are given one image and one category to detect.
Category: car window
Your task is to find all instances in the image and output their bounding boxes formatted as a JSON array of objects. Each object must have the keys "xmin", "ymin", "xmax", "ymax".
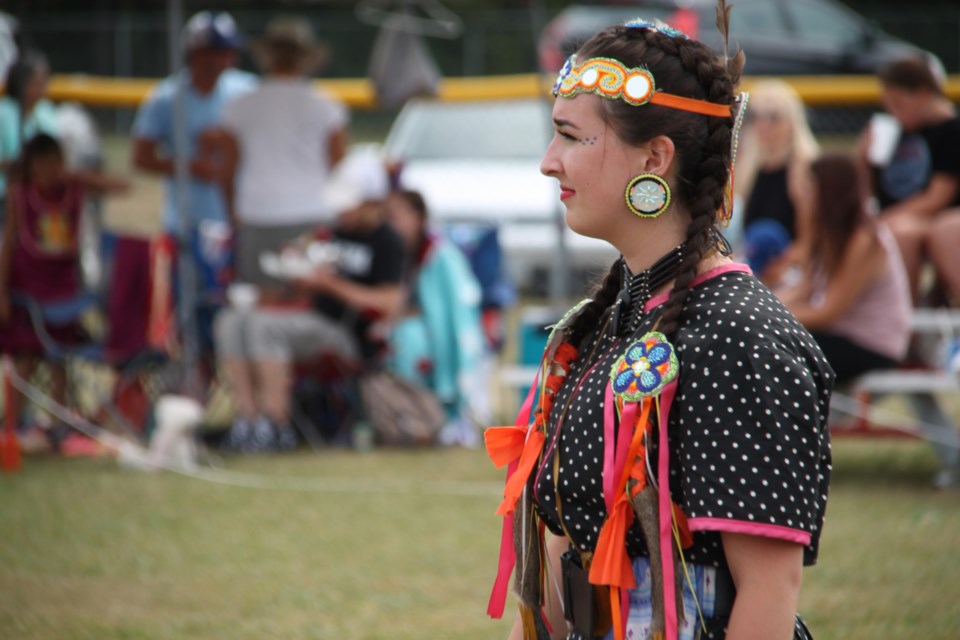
[
  {"xmin": 560, "ymin": 7, "xmax": 683, "ymax": 56},
  {"xmin": 728, "ymin": 0, "xmax": 790, "ymax": 38},
  {"xmin": 786, "ymin": 0, "xmax": 863, "ymax": 48},
  {"xmin": 387, "ymin": 101, "xmax": 551, "ymax": 160}
]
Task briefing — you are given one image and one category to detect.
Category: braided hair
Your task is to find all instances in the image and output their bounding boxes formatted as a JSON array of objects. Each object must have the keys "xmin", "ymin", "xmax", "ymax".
[{"xmin": 560, "ymin": 24, "xmax": 743, "ymax": 346}]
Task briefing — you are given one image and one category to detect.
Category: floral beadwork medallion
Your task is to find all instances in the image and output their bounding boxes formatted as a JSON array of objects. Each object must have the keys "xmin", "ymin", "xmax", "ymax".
[{"xmin": 609, "ymin": 331, "xmax": 679, "ymax": 402}]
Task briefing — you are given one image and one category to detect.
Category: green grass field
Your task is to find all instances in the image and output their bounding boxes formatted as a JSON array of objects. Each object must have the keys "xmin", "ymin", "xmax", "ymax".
[{"xmin": 1, "ymin": 439, "xmax": 958, "ymax": 639}]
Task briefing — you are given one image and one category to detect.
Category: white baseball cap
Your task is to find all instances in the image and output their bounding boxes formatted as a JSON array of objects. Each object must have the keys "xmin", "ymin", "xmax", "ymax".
[{"xmin": 324, "ymin": 147, "xmax": 391, "ymax": 215}]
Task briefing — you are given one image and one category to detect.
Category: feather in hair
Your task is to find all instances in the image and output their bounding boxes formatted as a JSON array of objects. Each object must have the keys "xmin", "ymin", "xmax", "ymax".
[{"xmin": 715, "ymin": 0, "xmax": 732, "ymax": 69}]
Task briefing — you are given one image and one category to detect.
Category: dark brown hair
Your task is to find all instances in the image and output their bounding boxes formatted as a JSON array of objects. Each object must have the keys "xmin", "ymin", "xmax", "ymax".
[
  {"xmin": 10, "ymin": 132, "xmax": 62, "ymax": 186},
  {"xmin": 808, "ymin": 153, "xmax": 870, "ymax": 278},
  {"xmin": 4, "ymin": 49, "xmax": 49, "ymax": 104},
  {"xmin": 878, "ymin": 57, "xmax": 943, "ymax": 96},
  {"xmin": 560, "ymin": 25, "xmax": 742, "ymax": 346},
  {"xmin": 392, "ymin": 189, "xmax": 429, "ymax": 222}
]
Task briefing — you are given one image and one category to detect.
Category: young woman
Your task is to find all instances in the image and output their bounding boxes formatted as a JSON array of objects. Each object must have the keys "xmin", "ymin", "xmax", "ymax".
[
  {"xmin": 734, "ymin": 80, "xmax": 819, "ymax": 281},
  {"xmin": 779, "ymin": 154, "xmax": 912, "ymax": 384},
  {"xmin": 784, "ymin": 155, "xmax": 960, "ymax": 491},
  {"xmin": 484, "ymin": 13, "xmax": 833, "ymax": 640}
]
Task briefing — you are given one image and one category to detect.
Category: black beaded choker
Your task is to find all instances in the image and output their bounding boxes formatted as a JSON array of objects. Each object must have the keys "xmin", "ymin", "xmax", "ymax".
[
  {"xmin": 608, "ymin": 230, "xmax": 733, "ymax": 335},
  {"xmin": 609, "ymin": 243, "xmax": 686, "ymax": 336}
]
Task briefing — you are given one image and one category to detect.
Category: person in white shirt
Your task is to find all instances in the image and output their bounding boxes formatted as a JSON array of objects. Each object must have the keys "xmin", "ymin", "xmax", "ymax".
[{"xmin": 222, "ymin": 16, "xmax": 349, "ymax": 286}]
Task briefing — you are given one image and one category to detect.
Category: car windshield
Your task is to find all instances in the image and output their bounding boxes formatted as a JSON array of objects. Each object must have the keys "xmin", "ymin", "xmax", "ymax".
[{"xmin": 386, "ymin": 100, "xmax": 552, "ymax": 160}]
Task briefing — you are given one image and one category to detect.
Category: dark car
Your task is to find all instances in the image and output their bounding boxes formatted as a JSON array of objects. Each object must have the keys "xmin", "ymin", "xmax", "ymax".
[{"xmin": 539, "ymin": 0, "xmax": 936, "ymax": 76}]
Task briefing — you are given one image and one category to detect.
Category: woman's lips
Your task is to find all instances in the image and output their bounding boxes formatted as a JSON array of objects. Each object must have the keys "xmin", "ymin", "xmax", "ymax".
[{"xmin": 560, "ymin": 187, "xmax": 575, "ymax": 200}]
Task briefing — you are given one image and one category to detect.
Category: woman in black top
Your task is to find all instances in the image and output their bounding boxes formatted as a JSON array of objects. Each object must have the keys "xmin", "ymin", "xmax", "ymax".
[
  {"xmin": 485, "ymin": 11, "xmax": 833, "ymax": 640},
  {"xmin": 735, "ymin": 80, "xmax": 819, "ymax": 282}
]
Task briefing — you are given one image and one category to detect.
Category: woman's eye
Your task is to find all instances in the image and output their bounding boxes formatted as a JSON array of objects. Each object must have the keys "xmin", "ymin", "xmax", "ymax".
[{"xmin": 557, "ymin": 130, "xmax": 578, "ymax": 142}]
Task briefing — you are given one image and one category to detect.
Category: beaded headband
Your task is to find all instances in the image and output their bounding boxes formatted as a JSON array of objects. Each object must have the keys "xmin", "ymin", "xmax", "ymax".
[
  {"xmin": 553, "ymin": 54, "xmax": 732, "ymax": 119},
  {"xmin": 623, "ymin": 17, "xmax": 689, "ymax": 39}
]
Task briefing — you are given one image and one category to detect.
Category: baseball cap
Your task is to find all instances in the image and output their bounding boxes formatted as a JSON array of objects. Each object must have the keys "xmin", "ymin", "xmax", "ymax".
[
  {"xmin": 324, "ymin": 148, "xmax": 391, "ymax": 216},
  {"xmin": 182, "ymin": 11, "xmax": 244, "ymax": 52}
]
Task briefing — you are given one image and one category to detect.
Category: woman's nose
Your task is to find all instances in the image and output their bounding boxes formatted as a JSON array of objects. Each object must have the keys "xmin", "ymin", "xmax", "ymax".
[{"xmin": 540, "ymin": 137, "xmax": 561, "ymax": 177}]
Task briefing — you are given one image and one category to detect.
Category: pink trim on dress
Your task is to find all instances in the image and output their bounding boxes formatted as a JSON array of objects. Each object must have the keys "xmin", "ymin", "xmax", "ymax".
[
  {"xmin": 644, "ymin": 262, "xmax": 752, "ymax": 313},
  {"xmin": 688, "ymin": 517, "xmax": 812, "ymax": 546}
]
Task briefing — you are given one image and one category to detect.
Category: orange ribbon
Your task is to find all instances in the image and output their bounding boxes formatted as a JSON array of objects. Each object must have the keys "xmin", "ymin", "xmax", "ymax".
[
  {"xmin": 590, "ymin": 493, "xmax": 637, "ymax": 590},
  {"xmin": 485, "ymin": 425, "xmax": 547, "ymax": 517},
  {"xmin": 650, "ymin": 91, "xmax": 733, "ymax": 118},
  {"xmin": 589, "ymin": 400, "xmax": 652, "ymax": 590},
  {"xmin": 485, "ymin": 425, "xmax": 528, "ymax": 469}
]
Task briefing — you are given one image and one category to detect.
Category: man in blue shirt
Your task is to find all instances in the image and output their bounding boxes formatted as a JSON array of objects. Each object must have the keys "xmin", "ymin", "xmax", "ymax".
[
  {"xmin": 131, "ymin": 11, "xmax": 256, "ymax": 358},
  {"xmin": 132, "ymin": 10, "xmax": 256, "ymax": 234}
]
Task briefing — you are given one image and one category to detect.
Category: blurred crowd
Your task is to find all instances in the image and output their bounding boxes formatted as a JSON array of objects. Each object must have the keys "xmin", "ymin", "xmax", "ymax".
[
  {"xmin": 735, "ymin": 57, "xmax": 958, "ymax": 384},
  {"xmin": 1, "ymin": 9, "xmax": 958, "ymax": 465},
  {"xmin": 733, "ymin": 61, "xmax": 960, "ymax": 487},
  {"xmin": 1, "ymin": 11, "xmax": 493, "ymax": 456}
]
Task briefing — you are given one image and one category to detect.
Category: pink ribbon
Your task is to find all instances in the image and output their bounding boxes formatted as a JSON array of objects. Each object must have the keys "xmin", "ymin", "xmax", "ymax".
[
  {"xmin": 603, "ymin": 387, "xmax": 617, "ymax": 513},
  {"xmin": 487, "ymin": 375, "xmax": 540, "ymax": 618},
  {"xmin": 657, "ymin": 381, "xmax": 679, "ymax": 640}
]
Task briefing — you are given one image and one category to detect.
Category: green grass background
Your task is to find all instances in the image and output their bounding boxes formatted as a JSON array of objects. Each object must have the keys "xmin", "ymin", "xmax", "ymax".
[{"xmin": 1, "ymin": 440, "xmax": 959, "ymax": 639}]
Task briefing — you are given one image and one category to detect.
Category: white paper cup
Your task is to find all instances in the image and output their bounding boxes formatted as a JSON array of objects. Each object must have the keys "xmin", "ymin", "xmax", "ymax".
[{"xmin": 867, "ymin": 113, "xmax": 901, "ymax": 167}]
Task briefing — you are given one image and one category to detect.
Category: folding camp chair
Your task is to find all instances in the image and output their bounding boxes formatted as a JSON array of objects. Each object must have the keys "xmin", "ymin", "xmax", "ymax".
[{"xmin": 4, "ymin": 232, "xmax": 178, "ymax": 442}]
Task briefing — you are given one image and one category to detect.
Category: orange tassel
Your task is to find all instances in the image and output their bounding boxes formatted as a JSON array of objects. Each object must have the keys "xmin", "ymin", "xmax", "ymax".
[
  {"xmin": 590, "ymin": 399, "xmax": 655, "ymax": 589},
  {"xmin": 495, "ymin": 429, "xmax": 546, "ymax": 517},
  {"xmin": 484, "ymin": 425, "xmax": 529, "ymax": 469},
  {"xmin": 589, "ymin": 493, "xmax": 636, "ymax": 589}
]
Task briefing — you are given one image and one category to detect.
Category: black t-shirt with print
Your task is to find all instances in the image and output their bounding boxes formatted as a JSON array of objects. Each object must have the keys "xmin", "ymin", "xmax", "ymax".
[
  {"xmin": 875, "ymin": 116, "xmax": 960, "ymax": 209},
  {"xmin": 533, "ymin": 270, "xmax": 834, "ymax": 576},
  {"xmin": 313, "ymin": 222, "xmax": 406, "ymax": 352}
]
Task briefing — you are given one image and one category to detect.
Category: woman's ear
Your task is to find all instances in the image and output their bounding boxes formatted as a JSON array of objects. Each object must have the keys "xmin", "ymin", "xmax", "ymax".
[{"xmin": 639, "ymin": 135, "xmax": 676, "ymax": 176}]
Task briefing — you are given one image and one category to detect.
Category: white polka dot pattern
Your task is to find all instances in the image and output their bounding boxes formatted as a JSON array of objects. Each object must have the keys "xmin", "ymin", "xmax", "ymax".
[{"xmin": 533, "ymin": 271, "xmax": 834, "ymax": 571}]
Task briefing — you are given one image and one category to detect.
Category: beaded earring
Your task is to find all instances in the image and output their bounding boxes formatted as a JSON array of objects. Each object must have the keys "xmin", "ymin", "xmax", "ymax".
[{"xmin": 625, "ymin": 173, "xmax": 671, "ymax": 218}]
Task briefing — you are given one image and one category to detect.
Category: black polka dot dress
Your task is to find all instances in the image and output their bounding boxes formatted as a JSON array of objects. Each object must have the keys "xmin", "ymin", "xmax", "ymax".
[{"xmin": 533, "ymin": 266, "xmax": 834, "ymax": 638}]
